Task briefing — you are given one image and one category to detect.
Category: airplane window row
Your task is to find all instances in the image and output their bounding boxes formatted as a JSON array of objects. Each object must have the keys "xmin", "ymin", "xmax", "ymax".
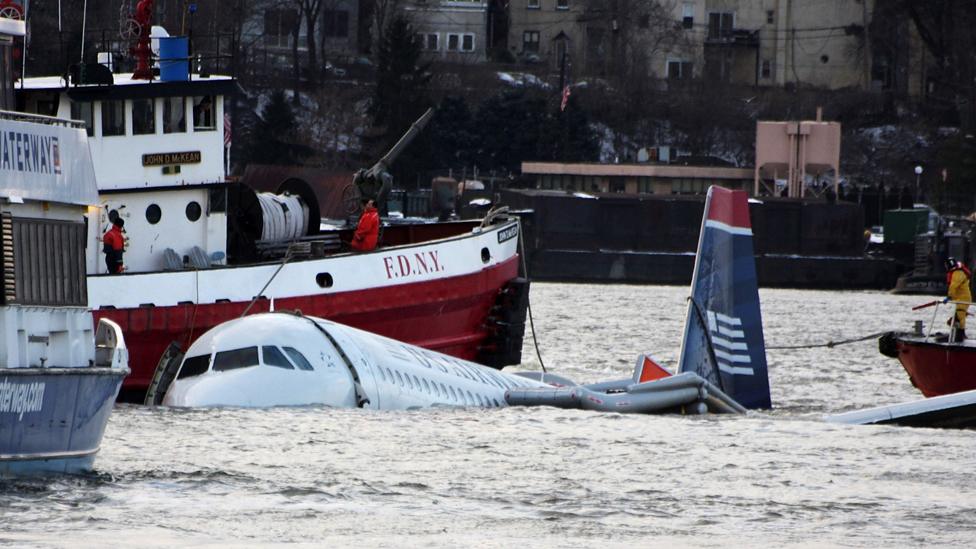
[
  {"xmin": 176, "ymin": 345, "xmax": 315, "ymax": 379},
  {"xmin": 376, "ymin": 365, "xmax": 502, "ymax": 407}
]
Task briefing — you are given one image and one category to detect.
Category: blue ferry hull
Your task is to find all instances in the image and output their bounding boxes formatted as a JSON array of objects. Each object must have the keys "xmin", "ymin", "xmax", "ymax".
[{"xmin": 0, "ymin": 368, "xmax": 126, "ymax": 475}]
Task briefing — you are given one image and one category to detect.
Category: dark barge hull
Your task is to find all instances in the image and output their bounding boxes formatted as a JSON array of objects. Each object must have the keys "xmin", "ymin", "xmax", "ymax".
[{"xmin": 504, "ymin": 190, "xmax": 898, "ymax": 289}]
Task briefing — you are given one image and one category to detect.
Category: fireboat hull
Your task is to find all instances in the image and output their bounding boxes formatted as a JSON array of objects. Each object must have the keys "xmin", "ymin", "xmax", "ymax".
[{"xmin": 886, "ymin": 335, "xmax": 976, "ymax": 397}]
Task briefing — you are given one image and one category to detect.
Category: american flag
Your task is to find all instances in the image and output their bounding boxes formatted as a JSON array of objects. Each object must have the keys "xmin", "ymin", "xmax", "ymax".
[{"xmin": 223, "ymin": 112, "xmax": 232, "ymax": 147}]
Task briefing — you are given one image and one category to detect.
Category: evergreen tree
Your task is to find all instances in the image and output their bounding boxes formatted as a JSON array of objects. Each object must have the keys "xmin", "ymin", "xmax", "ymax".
[
  {"xmin": 244, "ymin": 90, "xmax": 313, "ymax": 166},
  {"xmin": 372, "ymin": 15, "xmax": 431, "ymax": 136}
]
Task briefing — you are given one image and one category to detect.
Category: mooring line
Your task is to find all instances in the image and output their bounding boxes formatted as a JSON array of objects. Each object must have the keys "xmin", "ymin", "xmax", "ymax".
[{"xmin": 766, "ymin": 331, "xmax": 888, "ymax": 350}]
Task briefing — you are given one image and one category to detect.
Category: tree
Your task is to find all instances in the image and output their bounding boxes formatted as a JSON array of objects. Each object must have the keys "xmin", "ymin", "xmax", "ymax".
[
  {"xmin": 580, "ymin": 1, "xmax": 688, "ymax": 105},
  {"xmin": 295, "ymin": 0, "xmax": 325, "ymax": 84},
  {"xmin": 887, "ymin": 0, "xmax": 976, "ymax": 130},
  {"xmin": 372, "ymin": 15, "xmax": 431, "ymax": 135},
  {"xmin": 243, "ymin": 90, "xmax": 313, "ymax": 165}
]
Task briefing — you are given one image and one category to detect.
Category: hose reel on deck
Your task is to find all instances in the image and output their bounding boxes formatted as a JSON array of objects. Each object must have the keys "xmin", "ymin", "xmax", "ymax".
[{"xmin": 226, "ymin": 178, "xmax": 321, "ymax": 261}]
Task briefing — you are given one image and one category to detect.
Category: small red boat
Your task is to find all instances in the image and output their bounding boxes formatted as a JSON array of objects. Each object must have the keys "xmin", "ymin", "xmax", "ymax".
[{"xmin": 880, "ymin": 299, "xmax": 976, "ymax": 397}]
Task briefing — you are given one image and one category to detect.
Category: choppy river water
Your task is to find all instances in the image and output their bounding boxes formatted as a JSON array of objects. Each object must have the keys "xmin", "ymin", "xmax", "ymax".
[{"xmin": 2, "ymin": 284, "xmax": 975, "ymax": 548}]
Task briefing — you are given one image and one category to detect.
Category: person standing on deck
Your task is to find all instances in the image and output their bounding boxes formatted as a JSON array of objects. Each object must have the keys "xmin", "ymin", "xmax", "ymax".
[
  {"xmin": 944, "ymin": 257, "xmax": 972, "ymax": 342},
  {"xmin": 350, "ymin": 199, "xmax": 380, "ymax": 252},
  {"xmin": 102, "ymin": 217, "xmax": 126, "ymax": 274}
]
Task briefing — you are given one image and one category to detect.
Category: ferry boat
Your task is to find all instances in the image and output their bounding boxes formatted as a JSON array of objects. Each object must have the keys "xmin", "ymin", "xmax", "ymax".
[
  {"xmin": 15, "ymin": 28, "xmax": 526, "ymax": 402},
  {"xmin": 0, "ymin": 17, "xmax": 129, "ymax": 474}
]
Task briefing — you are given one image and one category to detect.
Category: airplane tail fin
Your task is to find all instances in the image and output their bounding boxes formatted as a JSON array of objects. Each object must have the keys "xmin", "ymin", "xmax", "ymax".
[{"xmin": 677, "ymin": 186, "xmax": 771, "ymax": 409}]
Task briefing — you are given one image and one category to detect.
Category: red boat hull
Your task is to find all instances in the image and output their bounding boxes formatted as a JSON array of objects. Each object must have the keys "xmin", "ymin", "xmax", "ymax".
[
  {"xmin": 96, "ymin": 256, "xmax": 519, "ymax": 399},
  {"xmin": 895, "ymin": 338, "xmax": 976, "ymax": 397}
]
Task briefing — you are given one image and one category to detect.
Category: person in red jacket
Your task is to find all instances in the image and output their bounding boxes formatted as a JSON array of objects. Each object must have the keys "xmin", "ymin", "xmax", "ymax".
[
  {"xmin": 102, "ymin": 217, "xmax": 126, "ymax": 274},
  {"xmin": 350, "ymin": 199, "xmax": 380, "ymax": 252}
]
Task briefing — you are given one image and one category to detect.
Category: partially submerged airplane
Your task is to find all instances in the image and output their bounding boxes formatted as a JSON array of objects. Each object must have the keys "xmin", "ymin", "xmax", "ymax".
[{"xmin": 154, "ymin": 186, "xmax": 771, "ymax": 413}]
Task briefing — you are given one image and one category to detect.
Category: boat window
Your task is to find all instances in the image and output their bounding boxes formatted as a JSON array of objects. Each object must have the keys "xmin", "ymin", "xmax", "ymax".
[
  {"xmin": 101, "ymin": 100, "xmax": 125, "ymax": 136},
  {"xmin": 132, "ymin": 98, "xmax": 155, "ymax": 135},
  {"xmin": 177, "ymin": 354, "xmax": 212, "ymax": 379},
  {"xmin": 283, "ymin": 347, "xmax": 315, "ymax": 371},
  {"xmin": 262, "ymin": 346, "xmax": 294, "ymax": 369},
  {"xmin": 213, "ymin": 346, "xmax": 259, "ymax": 371},
  {"xmin": 395, "ymin": 370, "xmax": 404, "ymax": 387},
  {"xmin": 146, "ymin": 204, "xmax": 162, "ymax": 224},
  {"xmin": 186, "ymin": 201, "xmax": 202, "ymax": 222},
  {"xmin": 163, "ymin": 96, "xmax": 186, "ymax": 134},
  {"xmin": 421, "ymin": 378, "xmax": 431, "ymax": 393},
  {"xmin": 70, "ymin": 101, "xmax": 94, "ymax": 136},
  {"xmin": 193, "ymin": 96, "xmax": 215, "ymax": 131},
  {"xmin": 448, "ymin": 386, "xmax": 458, "ymax": 402},
  {"xmin": 385, "ymin": 367, "xmax": 395, "ymax": 382}
]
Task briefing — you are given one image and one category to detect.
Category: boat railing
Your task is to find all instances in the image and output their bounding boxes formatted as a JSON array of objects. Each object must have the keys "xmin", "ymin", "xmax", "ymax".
[
  {"xmin": 0, "ymin": 109, "xmax": 86, "ymax": 129},
  {"xmin": 918, "ymin": 299, "xmax": 975, "ymax": 341}
]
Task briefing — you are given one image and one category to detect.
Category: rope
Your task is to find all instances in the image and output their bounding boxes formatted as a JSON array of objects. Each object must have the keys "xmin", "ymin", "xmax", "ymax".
[
  {"xmin": 516, "ymin": 216, "xmax": 546, "ymax": 373},
  {"xmin": 240, "ymin": 247, "xmax": 293, "ymax": 318},
  {"xmin": 766, "ymin": 331, "xmax": 888, "ymax": 350}
]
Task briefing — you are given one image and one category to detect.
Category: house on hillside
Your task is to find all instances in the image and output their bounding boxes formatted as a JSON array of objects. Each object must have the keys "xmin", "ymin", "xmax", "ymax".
[
  {"xmin": 405, "ymin": 0, "xmax": 490, "ymax": 63},
  {"xmin": 506, "ymin": 0, "xmax": 585, "ymax": 71}
]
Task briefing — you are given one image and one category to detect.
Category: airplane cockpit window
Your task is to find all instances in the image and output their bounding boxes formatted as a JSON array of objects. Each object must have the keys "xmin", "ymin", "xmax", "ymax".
[
  {"xmin": 283, "ymin": 347, "xmax": 315, "ymax": 371},
  {"xmin": 177, "ymin": 354, "xmax": 212, "ymax": 379},
  {"xmin": 213, "ymin": 346, "xmax": 259, "ymax": 372},
  {"xmin": 262, "ymin": 346, "xmax": 294, "ymax": 369}
]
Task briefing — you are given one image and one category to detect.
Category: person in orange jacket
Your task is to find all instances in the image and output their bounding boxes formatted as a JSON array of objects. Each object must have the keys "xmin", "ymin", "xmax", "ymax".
[
  {"xmin": 945, "ymin": 257, "xmax": 972, "ymax": 342},
  {"xmin": 350, "ymin": 198, "xmax": 380, "ymax": 252},
  {"xmin": 102, "ymin": 217, "xmax": 126, "ymax": 274}
]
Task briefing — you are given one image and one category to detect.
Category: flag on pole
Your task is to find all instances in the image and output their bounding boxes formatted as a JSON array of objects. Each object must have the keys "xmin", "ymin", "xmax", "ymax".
[
  {"xmin": 223, "ymin": 112, "xmax": 232, "ymax": 147},
  {"xmin": 560, "ymin": 85, "xmax": 571, "ymax": 112}
]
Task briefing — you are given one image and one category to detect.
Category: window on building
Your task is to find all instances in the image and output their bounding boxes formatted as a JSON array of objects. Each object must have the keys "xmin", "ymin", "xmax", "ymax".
[
  {"xmin": 446, "ymin": 33, "xmax": 475, "ymax": 52},
  {"xmin": 70, "ymin": 101, "xmax": 93, "ymax": 136},
  {"xmin": 132, "ymin": 99, "xmax": 156, "ymax": 135},
  {"xmin": 761, "ymin": 59, "xmax": 771, "ymax": 79},
  {"xmin": 556, "ymin": 0, "xmax": 569, "ymax": 9},
  {"xmin": 421, "ymin": 33, "xmax": 439, "ymax": 51},
  {"xmin": 447, "ymin": 33, "xmax": 460, "ymax": 51},
  {"xmin": 667, "ymin": 60, "xmax": 693, "ymax": 79},
  {"xmin": 101, "ymin": 100, "xmax": 125, "ymax": 136},
  {"xmin": 708, "ymin": 12, "xmax": 734, "ymax": 39},
  {"xmin": 766, "ymin": 10, "xmax": 775, "ymax": 24},
  {"xmin": 163, "ymin": 96, "xmax": 185, "ymax": 134},
  {"xmin": 192, "ymin": 96, "xmax": 215, "ymax": 131},
  {"xmin": 462, "ymin": 34, "xmax": 474, "ymax": 52},
  {"xmin": 528, "ymin": 0, "xmax": 540, "ymax": 8},
  {"xmin": 682, "ymin": 3, "xmax": 694, "ymax": 29},
  {"xmin": 323, "ymin": 9, "xmax": 349, "ymax": 38},
  {"xmin": 264, "ymin": 9, "xmax": 298, "ymax": 48},
  {"xmin": 523, "ymin": 30, "xmax": 540, "ymax": 52}
]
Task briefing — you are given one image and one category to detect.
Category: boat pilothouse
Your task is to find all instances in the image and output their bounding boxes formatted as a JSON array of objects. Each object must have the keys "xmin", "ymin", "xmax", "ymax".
[
  {"xmin": 18, "ymin": 66, "xmax": 236, "ymax": 275},
  {"xmin": 0, "ymin": 15, "xmax": 128, "ymax": 474},
  {"xmin": 15, "ymin": 23, "xmax": 529, "ymax": 401}
]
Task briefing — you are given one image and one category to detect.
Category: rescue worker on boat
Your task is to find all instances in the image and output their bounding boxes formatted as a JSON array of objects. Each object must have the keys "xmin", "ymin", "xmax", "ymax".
[
  {"xmin": 350, "ymin": 198, "xmax": 380, "ymax": 252},
  {"xmin": 944, "ymin": 257, "xmax": 972, "ymax": 342},
  {"xmin": 102, "ymin": 217, "xmax": 126, "ymax": 274}
]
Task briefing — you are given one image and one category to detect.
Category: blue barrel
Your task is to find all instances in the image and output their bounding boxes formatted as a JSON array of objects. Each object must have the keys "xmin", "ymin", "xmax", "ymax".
[{"xmin": 158, "ymin": 36, "xmax": 189, "ymax": 81}]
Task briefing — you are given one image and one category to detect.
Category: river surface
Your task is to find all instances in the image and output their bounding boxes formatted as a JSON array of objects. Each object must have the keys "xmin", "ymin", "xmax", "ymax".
[{"xmin": 2, "ymin": 284, "xmax": 975, "ymax": 548}]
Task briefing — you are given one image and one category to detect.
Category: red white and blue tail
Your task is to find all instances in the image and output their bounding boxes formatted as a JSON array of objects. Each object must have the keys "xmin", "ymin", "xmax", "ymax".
[{"xmin": 677, "ymin": 186, "xmax": 771, "ymax": 409}]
